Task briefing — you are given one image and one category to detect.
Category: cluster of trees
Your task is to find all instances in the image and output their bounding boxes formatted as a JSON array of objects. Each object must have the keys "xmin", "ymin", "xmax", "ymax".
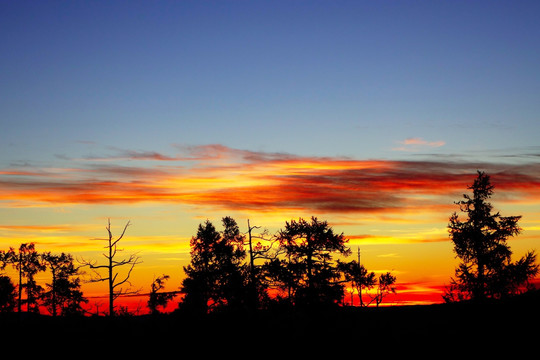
[
  {"xmin": 0, "ymin": 171, "xmax": 538, "ymax": 317},
  {"xmin": 0, "ymin": 243, "xmax": 86, "ymax": 315},
  {"xmin": 178, "ymin": 171, "xmax": 539, "ymax": 313},
  {"xmin": 0, "ymin": 220, "xmax": 146, "ymax": 316},
  {"xmin": 179, "ymin": 216, "xmax": 397, "ymax": 314},
  {"xmin": 0, "ymin": 216, "xmax": 396, "ymax": 316}
]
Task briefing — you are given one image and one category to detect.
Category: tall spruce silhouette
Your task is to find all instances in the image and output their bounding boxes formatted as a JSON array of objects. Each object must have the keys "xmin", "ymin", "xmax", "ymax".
[{"xmin": 446, "ymin": 171, "xmax": 538, "ymax": 302}]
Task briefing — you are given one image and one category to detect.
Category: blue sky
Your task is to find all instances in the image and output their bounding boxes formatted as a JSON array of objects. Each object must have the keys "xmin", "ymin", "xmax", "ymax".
[{"xmin": 2, "ymin": 0, "xmax": 540, "ymax": 166}]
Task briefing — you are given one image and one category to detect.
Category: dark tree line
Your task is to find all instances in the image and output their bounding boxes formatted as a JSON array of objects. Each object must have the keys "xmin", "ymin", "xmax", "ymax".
[
  {"xmin": 0, "ymin": 220, "xmax": 140, "ymax": 317},
  {"xmin": 0, "ymin": 243, "xmax": 87, "ymax": 315},
  {"xmin": 0, "ymin": 171, "xmax": 538, "ymax": 317},
  {"xmin": 177, "ymin": 171, "xmax": 539, "ymax": 313},
  {"xmin": 178, "ymin": 216, "xmax": 397, "ymax": 313}
]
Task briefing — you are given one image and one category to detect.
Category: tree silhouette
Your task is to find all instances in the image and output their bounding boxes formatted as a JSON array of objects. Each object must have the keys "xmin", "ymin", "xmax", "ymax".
[
  {"xmin": 339, "ymin": 252, "xmax": 376, "ymax": 307},
  {"xmin": 148, "ymin": 274, "xmax": 175, "ymax": 315},
  {"xmin": 81, "ymin": 220, "xmax": 141, "ymax": 316},
  {"xmin": 180, "ymin": 217, "xmax": 247, "ymax": 313},
  {"xmin": 446, "ymin": 171, "xmax": 539, "ymax": 302},
  {"xmin": 275, "ymin": 217, "xmax": 352, "ymax": 307},
  {"xmin": 371, "ymin": 272, "xmax": 396, "ymax": 307},
  {"xmin": 260, "ymin": 257, "xmax": 296, "ymax": 304},
  {"xmin": 245, "ymin": 219, "xmax": 277, "ymax": 309},
  {"xmin": 0, "ymin": 275, "xmax": 16, "ymax": 312},
  {"xmin": 1, "ymin": 243, "xmax": 45, "ymax": 313},
  {"xmin": 42, "ymin": 252, "xmax": 87, "ymax": 316}
]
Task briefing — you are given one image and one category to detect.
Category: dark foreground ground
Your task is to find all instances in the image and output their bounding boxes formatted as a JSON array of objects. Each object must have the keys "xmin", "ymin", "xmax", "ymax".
[{"xmin": 1, "ymin": 290, "xmax": 538, "ymax": 355}]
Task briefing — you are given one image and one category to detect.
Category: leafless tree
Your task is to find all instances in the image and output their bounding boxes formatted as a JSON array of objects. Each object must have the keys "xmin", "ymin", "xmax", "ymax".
[
  {"xmin": 245, "ymin": 219, "xmax": 284, "ymax": 308},
  {"xmin": 81, "ymin": 219, "xmax": 141, "ymax": 316}
]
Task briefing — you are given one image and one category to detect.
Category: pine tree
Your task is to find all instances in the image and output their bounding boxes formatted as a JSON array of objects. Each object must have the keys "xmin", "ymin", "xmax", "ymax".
[
  {"xmin": 276, "ymin": 217, "xmax": 351, "ymax": 307},
  {"xmin": 180, "ymin": 217, "xmax": 247, "ymax": 313},
  {"xmin": 42, "ymin": 252, "xmax": 87, "ymax": 316},
  {"xmin": 446, "ymin": 171, "xmax": 538, "ymax": 302},
  {"xmin": 1, "ymin": 243, "xmax": 45, "ymax": 312}
]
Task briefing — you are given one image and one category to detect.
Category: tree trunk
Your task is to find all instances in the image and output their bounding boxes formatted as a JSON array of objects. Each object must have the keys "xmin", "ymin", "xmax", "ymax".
[
  {"xmin": 18, "ymin": 254, "xmax": 22, "ymax": 313},
  {"xmin": 108, "ymin": 238, "xmax": 114, "ymax": 316}
]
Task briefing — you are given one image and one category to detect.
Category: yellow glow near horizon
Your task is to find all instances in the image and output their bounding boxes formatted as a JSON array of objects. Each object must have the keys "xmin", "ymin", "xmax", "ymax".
[{"xmin": 1, "ymin": 149, "xmax": 539, "ymax": 312}]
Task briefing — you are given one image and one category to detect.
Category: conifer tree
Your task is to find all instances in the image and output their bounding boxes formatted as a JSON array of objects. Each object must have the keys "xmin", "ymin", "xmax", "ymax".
[
  {"xmin": 1, "ymin": 243, "xmax": 45, "ymax": 312},
  {"xmin": 276, "ymin": 217, "xmax": 351, "ymax": 306},
  {"xmin": 180, "ymin": 217, "xmax": 247, "ymax": 313},
  {"xmin": 447, "ymin": 171, "xmax": 538, "ymax": 301},
  {"xmin": 42, "ymin": 252, "xmax": 86, "ymax": 316}
]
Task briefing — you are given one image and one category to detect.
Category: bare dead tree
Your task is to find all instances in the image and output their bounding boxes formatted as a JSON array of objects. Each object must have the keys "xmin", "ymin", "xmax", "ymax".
[
  {"xmin": 246, "ymin": 219, "xmax": 283, "ymax": 262},
  {"xmin": 81, "ymin": 219, "xmax": 142, "ymax": 316},
  {"xmin": 244, "ymin": 219, "xmax": 283, "ymax": 309}
]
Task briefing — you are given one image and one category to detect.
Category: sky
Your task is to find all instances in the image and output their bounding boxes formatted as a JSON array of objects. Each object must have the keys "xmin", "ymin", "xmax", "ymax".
[{"xmin": 1, "ymin": 0, "xmax": 540, "ymax": 312}]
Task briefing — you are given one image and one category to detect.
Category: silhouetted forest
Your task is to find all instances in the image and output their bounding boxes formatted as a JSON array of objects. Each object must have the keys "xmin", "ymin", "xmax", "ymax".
[
  {"xmin": 1, "ymin": 171, "xmax": 538, "ymax": 350},
  {"xmin": 1, "ymin": 291, "xmax": 538, "ymax": 351}
]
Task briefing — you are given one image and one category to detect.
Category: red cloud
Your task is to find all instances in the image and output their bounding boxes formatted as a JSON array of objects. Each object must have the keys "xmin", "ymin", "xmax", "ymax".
[{"xmin": 2, "ymin": 145, "xmax": 540, "ymax": 214}]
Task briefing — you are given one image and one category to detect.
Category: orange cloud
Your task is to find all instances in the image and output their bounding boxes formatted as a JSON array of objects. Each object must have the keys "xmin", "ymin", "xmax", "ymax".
[{"xmin": 2, "ymin": 145, "xmax": 540, "ymax": 216}]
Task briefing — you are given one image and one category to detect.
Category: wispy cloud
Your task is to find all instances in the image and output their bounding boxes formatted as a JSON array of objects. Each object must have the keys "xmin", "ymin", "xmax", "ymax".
[
  {"xmin": 62, "ymin": 147, "xmax": 190, "ymax": 162},
  {"xmin": 393, "ymin": 137, "xmax": 446, "ymax": 152},
  {"xmin": 1, "ymin": 144, "xmax": 539, "ymax": 216}
]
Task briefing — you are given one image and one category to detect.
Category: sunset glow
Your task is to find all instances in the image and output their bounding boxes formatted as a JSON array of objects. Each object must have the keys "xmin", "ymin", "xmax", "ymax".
[
  {"xmin": 2, "ymin": 1, "xmax": 540, "ymax": 315},
  {"xmin": 2, "ymin": 144, "xmax": 539, "ymax": 312}
]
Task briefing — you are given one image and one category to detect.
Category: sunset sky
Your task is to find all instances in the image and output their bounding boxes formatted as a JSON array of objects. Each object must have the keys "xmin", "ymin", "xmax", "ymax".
[{"xmin": 1, "ymin": 0, "xmax": 540, "ymax": 311}]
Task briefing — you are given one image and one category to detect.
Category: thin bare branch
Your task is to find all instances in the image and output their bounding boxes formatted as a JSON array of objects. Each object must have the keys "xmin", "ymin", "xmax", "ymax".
[{"xmin": 82, "ymin": 219, "xmax": 140, "ymax": 316}]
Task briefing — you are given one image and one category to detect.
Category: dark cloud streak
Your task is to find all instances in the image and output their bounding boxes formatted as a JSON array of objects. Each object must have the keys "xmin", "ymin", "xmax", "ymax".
[{"xmin": 1, "ymin": 144, "xmax": 539, "ymax": 214}]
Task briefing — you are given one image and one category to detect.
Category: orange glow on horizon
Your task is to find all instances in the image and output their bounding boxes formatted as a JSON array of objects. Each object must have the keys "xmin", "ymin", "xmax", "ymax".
[{"xmin": 1, "ymin": 145, "xmax": 539, "ymax": 314}]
